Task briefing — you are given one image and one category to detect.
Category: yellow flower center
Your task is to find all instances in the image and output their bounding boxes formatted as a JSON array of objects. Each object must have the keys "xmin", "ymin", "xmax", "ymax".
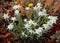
[{"xmin": 28, "ymin": 3, "xmax": 33, "ymax": 7}]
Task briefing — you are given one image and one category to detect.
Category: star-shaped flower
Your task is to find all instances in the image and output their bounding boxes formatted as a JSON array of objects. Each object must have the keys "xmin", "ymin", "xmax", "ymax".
[
  {"xmin": 3, "ymin": 13, "xmax": 10, "ymax": 19},
  {"xmin": 7, "ymin": 23, "xmax": 14, "ymax": 30},
  {"xmin": 11, "ymin": 17, "xmax": 17, "ymax": 22},
  {"xmin": 13, "ymin": 5, "xmax": 20, "ymax": 10},
  {"xmin": 14, "ymin": 10, "xmax": 20, "ymax": 15}
]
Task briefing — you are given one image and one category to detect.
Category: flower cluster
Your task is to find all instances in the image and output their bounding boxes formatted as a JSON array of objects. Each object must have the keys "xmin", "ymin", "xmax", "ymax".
[{"xmin": 0, "ymin": 0, "xmax": 60, "ymax": 42}]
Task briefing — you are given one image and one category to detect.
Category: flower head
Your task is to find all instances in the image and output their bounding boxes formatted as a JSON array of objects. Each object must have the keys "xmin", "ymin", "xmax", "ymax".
[
  {"xmin": 37, "ymin": 3, "xmax": 42, "ymax": 8},
  {"xmin": 25, "ymin": 7, "xmax": 30, "ymax": 10},
  {"xmin": 13, "ymin": 5, "xmax": 20, "ymax": 10},
  {"xmin": 11, "ymin": 17, "xmax": 17, "ymax": 22},
  {"xmin": 33, "ymin": 6, "xmax": 37, "ymax": 10},
  {"xmin": 42, "ymin": 8, "xmax": 46, "ymax": 13},
  {"xmin": 37, "ymin": 3, "xmax": 42, "ymax": 7},
  {"xmin": 3, "ymin": 13, "xmax": 9, "ymax": 19},
  {"xmin": 24, "ymin": 24, "xmax": 31, "ymax": 29},
  {"xmin": 38, "ymin": 11, "xmax": 47, "ymax": 16},
  {"xmin": 43, "ymin": 24, "xmax": 50, "ymax": 30},
  {"xmin": 28, "ymin": 19, "xmax": 34, "ymax": 25},
  {"xmin": 28, "ymin": 3, "xmax": 33, "ymax": 7},
  {"xmin": 35, "ymin": 27, "xmax": 43, "ymax": 36},
  {"xmin": 7, "ymin": 23, "xmax": 14, "ymax": 30},
  {"xmin": 24, "ymin": 19, "xmax": 27, "ymax": 22},
  {"xmin": 14, "ymin": 10, "xmax": 20, "ymax": 15}
]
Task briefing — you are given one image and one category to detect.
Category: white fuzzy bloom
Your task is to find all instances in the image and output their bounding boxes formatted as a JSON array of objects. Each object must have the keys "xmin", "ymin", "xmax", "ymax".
[
  {"xmin": 33, "ymin": 6, "xmax": 37, "ymax": 10},
  {"xmin": 48, "ymin": 16, "xmax": 53, "ymax": 19},
  {"xmin": 28, "ymin": 19, "xmax": 37, "ymax": 26},
  {"xmin": 38, "ymin": 11, "xmax": 43, "ymax": 16},
  {"xmin": 47, "ymin": 20, "xmax": 53, "ymax": 26},
  {"xmin": 48, "ymin": 16, "xmax": 58, "ymax": 20},
  {"xmin": 13, "ymin": 5, "xmax": 20, "ymax": 10},
  {"xmin": 24, "ymin": 24, "xmax": 31, "ymax": 29},
  {"xmin": 33, "ymin": 23, "xmax": 37, "ymax": 26},
  {"xmin": 47, "ymin": 16, "xmax": 58, "ymax": 25},
  {"xmin": 29, "ymin": 30, "xmax": 34, "ymax": 34},
  {"xmin": 7, "ymin": 23, "xmax": 14, "ymax": 30},
  {"xmin": 43, "ymin": 24, "xmax": 51, "ymax": 30},
  {"xmin": 14, "ymin": 10, "xmax": 19, "ymax": 15},
  {"xmin": 28, "ymin": 19, "xmax": 34, "ymax": 25},
  {"xmin": 25, "ymin": 7, "xmax": 30, "ymax": 10},
  {"xmin": 47, "ymin": 19, "xmax": 57, "ymax": 26},
  {"xmin": 3, "ymin": 13, "xmax": 9, "ymax": 19},
  {"xmin": 42, "ymin": 16, "xmax": 58, "ymax": 32},
  {"xmin": 38, "ymin": 11, "xmax": 47, "ymax": 16},
  {"xmin": 24, "ymin": 19, "xmax": 27, "ymax": 22},
  {"xmin": 37, "ymin": 3, "xmax": 42, "ymax": 7},
  {"xmin": 35, "ymin": 27, "xmax": 43, "ymax": 34},
  {"xmin": 37, "ymin": 3, "xmax": 42, "ymax": 10},
  {"xmin": 42, "ymin": 8, "xmax": 46, "ymax": 13},
  {"xmin": 22, "ymin": 32, "xmax": 28, "ymax": 37},
  {"xmin": 11, "ymin": 17, "xmax": 17, "ymax": 22},
  {"xmin": 33, "ymin": 3, "xmax": 42, "ymax": 11},
  {"xmin": 32, "ymin": 3, "xmax": 42, "ymax": 11},
  {"xmin": 38, "ymin": 27, "xmax": 43, "ymax": 32},
  {"xmin": 24, "ymin": 19, "xmax": 37, "ymax": 29},
  {"xmin": 22, "ymin": 32, "xmax": 25, "ymax": 36}
]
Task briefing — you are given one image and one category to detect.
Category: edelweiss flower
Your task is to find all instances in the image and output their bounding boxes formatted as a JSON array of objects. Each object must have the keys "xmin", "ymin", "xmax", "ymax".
[
  {"xmin": 47, "ymin": 20, "xmax": 54, "ymax": 26},
  {"xmin": 48, "ymin": 16, "xmax": 58, "ymax": 20},
  {"xmin": 33, "ymin": 3, "xmax": 42, "ymax": 11},
  {"xmin": 35, "ymin": 27, "xmax": 43, "ymax": 35},
  {"xmin": 11, "ymin": 17, "xmax": 17, "ymax": 22},
  {"xmin": 37, "ymin": 3, "xmax": 42, "ymax": 7},
  {"xmin": 33, "ymin": 23, "xmax": 37, "ymax": 26},
  {"xmin": 47, "ymin": 16, "xmax": 58, "ymax": 25},
  {"xmin": 28, "ymin": 19, "xmax": 34, "ymax": 25},
  {"xmin": 14, "ymin": 10, "xmax": 20, "ymax": 15},
  {"xmin": 47, "ymin": 19, "xmax": 57, "ymax": 26},
  {"xmin": 33, "ymin": 6, "xmax": 37, "ymax": 10},
  {"xmin": 3, "ymin": 13, "xmax": 9, "ymax": 19},
  {"xmin": 24, "ymin": 19, "xmax": 37, "ymax": 29},
  {"xmin": 7, "ymin": 23, "xmax": 14, "ymax": 30},
  {"xmin": 29, "ymin": 30, "xmax": 34, "ymax": 34},
  {"xmin": 38, "ymin": 11, "xmax": 47, "ymax": 16},
  {"xmin": 38, "ymin": 27, "xmax": 43, "ymax": 32},
  {"xmin": 22, "ymin": 32, "xmax": 28, "ymax": 37},
  {"xmin": 27, "ymin": 19, "xmax": 37, "ymax": 26},
  {"xmin": 24, "ymin": 19, "xmax": 27, "ymax": 22},
  {"xmin": 42, "ymin": 8, "xmax": 46, "ymax": 13},
  {"xmin": 25, "ymin": 7, "xmax": 30, "ymax": 10},
  {"xmin": 13, "ymin": 5, "xmax": 20, "ymax": 10},
  {"xmin": 24, "ymin": 24, "xmax": 31, "ymax": 29},
  {"xmin": 43, "ymin": 24, "xmax": 51, "ymax": 30},
  {"xmin": 22, "ymin": 32, "xmax": 25, "ymax": 36}
]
